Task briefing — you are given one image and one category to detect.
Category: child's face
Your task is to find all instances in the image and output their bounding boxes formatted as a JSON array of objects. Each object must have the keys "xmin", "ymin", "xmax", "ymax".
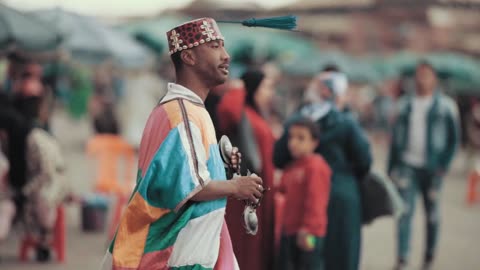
[{"xmin": 288, "ymin": 125, "xmax": 318, "ymax": 159}]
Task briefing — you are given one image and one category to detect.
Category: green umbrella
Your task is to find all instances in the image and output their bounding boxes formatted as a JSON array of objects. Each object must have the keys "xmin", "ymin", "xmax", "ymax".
[
  {"xmin": 119, "ymin": 14, "xmax": 192, "ymax": 54},
  {"xmin": 369, "ymin": 55, "xmax": 406, "ymax": 80},
  {"xmin": 318, "ymin": 51, "xmax": 381, "ymax": 83},
  {"xmin": 395, "ymin": 52, "xmax": 480, "ymax": 94},
  {"xmin": 387, "ymin": 51, "xmax": 419, "ymax": 76},
  {"xmin": 0, "ymin": 4, "xmax": 62, "ymax": 54},
  {"xmin": 424, "ymin": 53, "xmax": 480, "ymax": 82},
  {"xmin": 34, "ymin": 9, "xmax": 152, "ymax": 68},
  {"xmin": 133, "ymin": 31, "xmax": 164, "ymax": 55},
  {"xmin": 220, "ymin": 25, "xmax": 317, "ymax": 63},
  {"xmin": 281, "ymin": 50, "xmax": 381, "ymax": 83}
]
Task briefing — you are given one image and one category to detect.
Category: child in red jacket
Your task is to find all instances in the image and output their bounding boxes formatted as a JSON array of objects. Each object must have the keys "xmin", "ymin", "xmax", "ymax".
[{"xmin": 278, "ymin": 118, "xmax": 331, "ymax": 270}]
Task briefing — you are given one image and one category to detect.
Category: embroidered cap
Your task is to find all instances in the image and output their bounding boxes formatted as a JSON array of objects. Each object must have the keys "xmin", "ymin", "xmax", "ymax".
[{"xmin": 166, "ymin": 18, "xmax": 224, "ymax": 55}]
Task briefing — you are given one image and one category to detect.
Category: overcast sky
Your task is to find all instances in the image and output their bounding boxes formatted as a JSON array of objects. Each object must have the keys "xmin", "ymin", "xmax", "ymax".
[{"xmin": 3, "ymin": 0, "xmax": 297, "ymax": 17}]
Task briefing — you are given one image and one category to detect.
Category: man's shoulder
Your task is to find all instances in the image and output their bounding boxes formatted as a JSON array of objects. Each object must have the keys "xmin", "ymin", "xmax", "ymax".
[
  {"xmin": 143, "ymin": 102, "xmax": 182, "ymax": 132},
  {"xmin": 436, "ymin": 93, "xmax": 458, "ymax": 117},
  {"xmin": 156, "ymin": 97, "xmax": 205, "ymax": 115}
]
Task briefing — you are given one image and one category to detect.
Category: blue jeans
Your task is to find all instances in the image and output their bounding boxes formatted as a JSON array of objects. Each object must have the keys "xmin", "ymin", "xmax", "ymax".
[{"xmin": 393, "ymin": 164, "xmax": 443, "ymax": 262}]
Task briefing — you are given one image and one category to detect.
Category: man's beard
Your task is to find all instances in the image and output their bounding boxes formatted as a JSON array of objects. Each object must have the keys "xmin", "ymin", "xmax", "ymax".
[{"xmin": 197, "ymin": 65, "xmax": 227, "ymax": 88}]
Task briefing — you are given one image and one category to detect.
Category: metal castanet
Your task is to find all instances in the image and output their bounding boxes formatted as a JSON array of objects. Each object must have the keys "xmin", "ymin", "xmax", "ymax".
[{"xmin": 219, "ymin": 135, "xmax": 268, "ymax": 235}]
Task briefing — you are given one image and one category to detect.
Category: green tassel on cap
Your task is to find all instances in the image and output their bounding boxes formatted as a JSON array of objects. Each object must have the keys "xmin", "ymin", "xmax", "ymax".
[{"xmin": 218, "ymin": 15, "xmax": 297, "ymax": 30}]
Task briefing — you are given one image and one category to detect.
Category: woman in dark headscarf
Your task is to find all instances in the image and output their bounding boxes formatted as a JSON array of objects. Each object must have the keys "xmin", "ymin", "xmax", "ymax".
[
  {"xmin": 274, "ymin": 72, "xmax": 372, "ymax": 270},
  {"xmin": 217, "ymin": 69, "xmax": 276, "ymax": 270},
  {"xmin": 0, "ymin": 93, "xmax": 32, "ymax": 216},
  {"xmin": 1, "ymin": 93, "xmax": 69, "ymax": 262}
]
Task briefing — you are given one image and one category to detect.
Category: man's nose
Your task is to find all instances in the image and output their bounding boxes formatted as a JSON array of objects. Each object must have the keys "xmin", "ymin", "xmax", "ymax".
[{"xmin": 221, "ymin": 47, "xmax": 230, "ymax": 63}]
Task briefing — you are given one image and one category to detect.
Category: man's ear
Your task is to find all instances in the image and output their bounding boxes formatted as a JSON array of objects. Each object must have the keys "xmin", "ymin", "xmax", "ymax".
[{"xmin": 181, "ymin": 50, "xmax": 195, "ymax": 66}]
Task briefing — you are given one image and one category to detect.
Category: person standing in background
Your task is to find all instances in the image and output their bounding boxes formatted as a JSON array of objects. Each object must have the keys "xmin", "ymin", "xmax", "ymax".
[
  {"xmin": 0, "ymin": 129, "xmax": 15, "ymax": 243},
  {"xmin": 388, "ymin": 61, "xmax": 460, "ymax": 270},
  {"xmin": 22, "ymin": 95, "xmax": 69, "ymax": 262},
  {"xmin": 217, "ymin": 69, "xmax": 276, "ymax": 270},
  {"xmin": 278, "ymin": 118, "xmax": 331, "ymax": 270},
  {"xmin": 274, "ymin": 71, "xmax": 372, "ymax": 270}
]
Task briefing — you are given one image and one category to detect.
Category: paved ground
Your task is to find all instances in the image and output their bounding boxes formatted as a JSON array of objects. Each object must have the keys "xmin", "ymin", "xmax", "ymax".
[{"xmin": 1, "ymin": 110, "xmax": 479, "ymax": 270}]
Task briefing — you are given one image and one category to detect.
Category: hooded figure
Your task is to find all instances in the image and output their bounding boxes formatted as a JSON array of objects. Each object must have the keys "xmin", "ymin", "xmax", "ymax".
[{"xmin": 274, "ymin": 71, "xmax": 372, "ymax": 270}]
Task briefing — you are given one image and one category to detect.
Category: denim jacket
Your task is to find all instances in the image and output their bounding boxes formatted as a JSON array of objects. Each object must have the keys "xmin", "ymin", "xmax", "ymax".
[{"xmin": 387, "ymin": 92, "xmax": 460, "ymax": 174}]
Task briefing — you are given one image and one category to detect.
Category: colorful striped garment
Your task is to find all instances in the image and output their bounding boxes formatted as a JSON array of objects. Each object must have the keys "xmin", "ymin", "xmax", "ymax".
[{"xmin": 101, "ymin": 83, "xmax": 239, "ymax": 270}]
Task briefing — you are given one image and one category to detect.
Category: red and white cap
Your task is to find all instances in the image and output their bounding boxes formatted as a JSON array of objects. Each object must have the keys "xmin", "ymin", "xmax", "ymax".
[{"xmin": 166, "ymin": 17, "xmax": 225, "ymax": 55}]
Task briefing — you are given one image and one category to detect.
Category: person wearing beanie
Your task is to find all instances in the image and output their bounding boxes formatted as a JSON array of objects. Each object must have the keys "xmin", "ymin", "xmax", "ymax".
[
  {"xmin": 274, "ymin": 71, "xmax": 372, "ymax": 270},
  {"xmin": 102, "ymin": 18, "xmax": 264, "ymax": 270}
]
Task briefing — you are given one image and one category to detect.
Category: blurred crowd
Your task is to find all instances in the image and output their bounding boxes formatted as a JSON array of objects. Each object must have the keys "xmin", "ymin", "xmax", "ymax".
[
  {"xmin": 0, "ymin": 57, "xmax": 70, "ymax": 262},
  {"xmin": 0, "ymin": 10, "xmax": 480, "ymax": 270},
  {"xmin": 2, "ymin": 47, "xmax": 479, "ymax": 269}
]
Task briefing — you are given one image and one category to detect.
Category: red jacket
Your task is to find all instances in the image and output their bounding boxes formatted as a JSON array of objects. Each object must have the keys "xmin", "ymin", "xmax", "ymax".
[{"xmin": 279, "ymin": 154, "xmax": 331, "ymax": 237}]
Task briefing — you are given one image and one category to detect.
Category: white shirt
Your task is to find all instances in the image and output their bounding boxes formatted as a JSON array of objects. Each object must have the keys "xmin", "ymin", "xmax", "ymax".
[{"xmin": 402, "ymin": 95, "xmax": 434, "ymax": 167}]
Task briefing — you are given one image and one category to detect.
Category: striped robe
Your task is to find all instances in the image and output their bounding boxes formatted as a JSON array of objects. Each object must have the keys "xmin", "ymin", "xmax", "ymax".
[{"xmin": 101, "ymin": 83, "xmax": 238, "ymax": 270}]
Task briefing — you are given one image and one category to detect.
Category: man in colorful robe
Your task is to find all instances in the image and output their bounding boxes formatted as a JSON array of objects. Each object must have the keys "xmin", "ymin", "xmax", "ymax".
[{"xmin": 101, "ymin": 18, "xmax": 264, "ymax": 270}]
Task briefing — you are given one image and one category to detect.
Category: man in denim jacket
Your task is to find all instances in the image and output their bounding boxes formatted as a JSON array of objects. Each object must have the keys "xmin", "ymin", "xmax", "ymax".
[{"xmin": 388, "ymin": 62, "xmax": 460, "ymax": 270}]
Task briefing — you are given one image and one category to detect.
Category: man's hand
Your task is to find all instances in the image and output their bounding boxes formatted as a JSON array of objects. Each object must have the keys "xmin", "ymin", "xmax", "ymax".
[
  {"xmin": 231, "ymin": 174, "xmax": 263, "ymax": 204},
  {"xmin": 191, "ymin": 174, "xmax": 262, "ymax": 203},
  {"xmin": 230, "ymin": 147, "xmax": 242, "ymax": 171}
]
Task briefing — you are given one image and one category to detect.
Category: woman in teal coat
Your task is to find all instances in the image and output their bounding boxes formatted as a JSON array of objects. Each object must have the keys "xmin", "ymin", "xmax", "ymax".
[{"xmin": 274, "ymin": 71, "xmax": 372, "ymax": 270}]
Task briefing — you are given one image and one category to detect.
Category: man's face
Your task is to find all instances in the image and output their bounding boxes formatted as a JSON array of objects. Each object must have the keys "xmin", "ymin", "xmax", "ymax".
[
  {"xmin": 415, "ymin": 64, "xmax": 437, "ymax": 95},
  {"xmin": 191, "ymin": 40, "xmax": 230, "ymax": 87}
]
